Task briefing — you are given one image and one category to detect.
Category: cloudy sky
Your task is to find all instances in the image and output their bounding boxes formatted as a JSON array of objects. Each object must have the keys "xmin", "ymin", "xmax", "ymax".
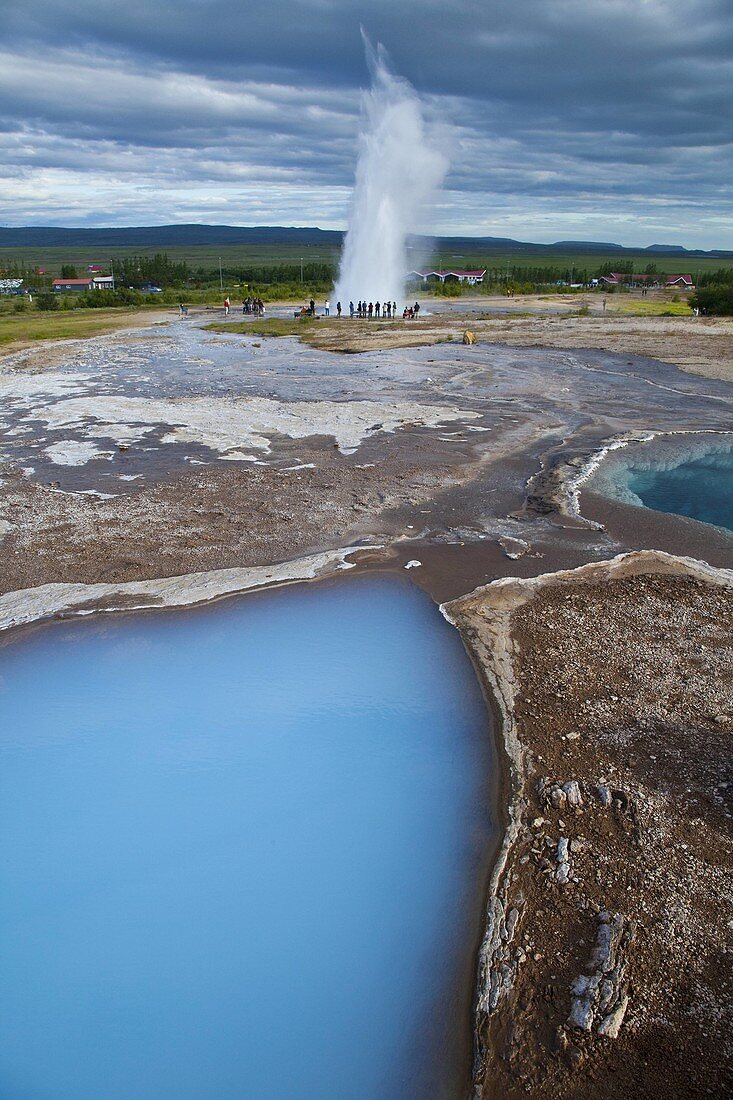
[{"xmin": 2, "ymin": 0, "xmax": 731, "ymax": 247}]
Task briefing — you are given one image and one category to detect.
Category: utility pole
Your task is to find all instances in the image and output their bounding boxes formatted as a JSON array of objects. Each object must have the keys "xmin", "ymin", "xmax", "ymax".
[
  {"xmin": 109, "ymin": 258, "xmax": 115, "ymax": 291},
  {"xmin": 219, "ymin": 256, "xmax": 223, "ymax": 292},
  {"xmin": 300, "ymin": 257, "xmax": 304, "ymax": 283}
]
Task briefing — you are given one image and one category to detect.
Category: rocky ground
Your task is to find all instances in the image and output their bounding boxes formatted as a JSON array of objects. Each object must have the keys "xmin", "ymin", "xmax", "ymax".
[
  {"xmin": 446, "ymin": 553, "xmax": 732, "ymax": 1099},
  {"xmin": 0, "ymin": 445, "xmax": 462, "ymax": 591}
]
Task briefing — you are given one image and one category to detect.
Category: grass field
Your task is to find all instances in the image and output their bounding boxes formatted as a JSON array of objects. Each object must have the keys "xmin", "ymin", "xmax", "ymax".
[
  {"xmin": 0, "ymin": 243, "xmax": 341, "ymax": 277},
  {"xmin": 0, "ymin": 306, "xmax": 169, "ymax": 352},
  {"xmin": 0, "ymin": 241, "xmax": 728, "ymax": 280},
  {"xmin": 206, "ymin": 317, "xmax": 318, "ymax": 338}
]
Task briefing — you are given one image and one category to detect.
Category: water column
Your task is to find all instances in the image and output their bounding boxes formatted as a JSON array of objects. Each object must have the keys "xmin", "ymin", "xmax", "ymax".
[{"xmin": 334, "ymin": 37, "xmax": 449, "ymax": 309}]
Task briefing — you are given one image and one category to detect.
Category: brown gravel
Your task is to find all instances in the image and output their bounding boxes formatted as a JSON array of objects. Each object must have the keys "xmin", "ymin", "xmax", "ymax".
[
  {"xmin": 0, "ymin": 448, "xmax": 460, "ymax": 592},
  {"xmin": 447, "ymin": 556, "xmax": 732, "ymax": 1100}
]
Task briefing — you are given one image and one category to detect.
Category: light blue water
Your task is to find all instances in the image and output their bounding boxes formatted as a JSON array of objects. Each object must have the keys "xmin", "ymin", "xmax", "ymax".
[
  {"xmin": 0, "ymin": 576, "xmax": 493, "ymax": 1100},
  {"xmin": 627, "ymin": 450, "xmax": 733, "ymax": 533}
]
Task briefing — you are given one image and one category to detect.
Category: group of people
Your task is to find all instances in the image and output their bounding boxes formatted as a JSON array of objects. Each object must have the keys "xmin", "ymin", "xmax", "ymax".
[
  {"xmin": 241, "ymin": 296, "xmax": 265, "ymax": 316},
  {"xmin": 349, "ymin": 300, "xmax": 398, "ymax": 319},
  {"xmin": 296, "ymin": 297, "xmax": 423, "ymax": 320}
]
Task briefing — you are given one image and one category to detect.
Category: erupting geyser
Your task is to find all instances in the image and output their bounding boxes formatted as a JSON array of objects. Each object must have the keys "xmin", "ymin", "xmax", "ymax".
[{"xmin": 334, "ymin": 37, "xmax": 449, "ymax": 308}]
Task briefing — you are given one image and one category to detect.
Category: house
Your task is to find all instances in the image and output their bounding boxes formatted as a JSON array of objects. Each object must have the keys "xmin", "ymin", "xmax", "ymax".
[
  {"xmin": 52, "ymin": 278, "xmax": 93, "ymax": 292},
  {"xmin": 52, "ymin": 276, "xmax": 114, "ymax": 292},
  {"xmin": 665, "ymin": 274, "xmax": 694, "ymax": 289},
  {"xmin": 597, "ymin": 273, "xmax": 657, "ymax": 288},
  {"xmin": 408, "ymin": 268, "xmax": 487, "ymax": 286}
]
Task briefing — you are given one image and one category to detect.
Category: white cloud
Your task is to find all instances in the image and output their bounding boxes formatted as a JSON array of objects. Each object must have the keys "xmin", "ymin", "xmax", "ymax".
[{"xmin": 0, "ymin": 1, "xmax": 731, "ymax": 247}]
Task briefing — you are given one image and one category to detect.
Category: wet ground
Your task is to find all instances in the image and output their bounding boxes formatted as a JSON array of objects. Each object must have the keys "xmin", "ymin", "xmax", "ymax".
[{"xmin": 0, "ymin": 316, "xmax": 730, "ymax": 596}]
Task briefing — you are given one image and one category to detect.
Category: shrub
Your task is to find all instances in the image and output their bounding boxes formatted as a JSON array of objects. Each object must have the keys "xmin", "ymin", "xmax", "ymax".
[
  {"xmin": 36, "ymin": 292, "xmax": 59, "ymax": 311},
  {"xmin": 690, "ymin": 286, "xmax": 733, "ymax": 316}
]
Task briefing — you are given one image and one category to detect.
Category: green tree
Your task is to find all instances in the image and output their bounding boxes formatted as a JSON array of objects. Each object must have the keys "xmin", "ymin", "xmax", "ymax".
[
  {"xmin": 60, "ymin": 264, "xmax": 78, "ymax": 279},
  {"xmin": 691, "ymin": 286, "xmax": 733, "ymax": 315}
]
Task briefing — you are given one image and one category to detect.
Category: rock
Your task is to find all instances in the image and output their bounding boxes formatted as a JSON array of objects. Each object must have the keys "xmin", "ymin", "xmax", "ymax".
[
  {"xmin": 568, "ymin": 975, "xmax": 598, "ymax": 1030},
  {"xmin": 497, "ymin": 535, "xmax": 532, "ymax": 560},
  {"xmin": 597, "ymin": 995, "xmax": 629, "ymax": 1038},
  {"xmin": 596, "ymin": 784, "xmax": 612, "ymax": 806},
  {"xmin": 563, "ymin": 780, "xmax": 583, "ymax": 808},
  {"xmin": 550, "ymin": 787, "xmax": 567, "ymax": 810},
  {"xmin": 404, "ymin": 560, "xmax": 422, "ymax": 569},
  {"xmin": 505, "ymin": 908, "xmax": 520, "ymax": 940},
  {"xmin": 463, "ymin": 330, "xmax": 477, "ymax": 345}
]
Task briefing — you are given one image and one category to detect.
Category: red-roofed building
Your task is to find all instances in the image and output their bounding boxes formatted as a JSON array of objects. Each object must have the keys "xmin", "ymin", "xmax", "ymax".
[
  {"xmin": 665, "ymin": 274, "xmax": 694, "ymax": 288},
  {"xmin": 53, "ymin": 276, "xmax": 114, "ymax": 292},
  {"xmin": 53, "ymin": 278, "xmax": 93, "ymax": 292},
  {"xmin": 409, "ymin": 268, "xmax": 487, "ymax": 285},
  {"xmin": 598, "ymin": 272, "xmax": 657, "ymax": 287}
]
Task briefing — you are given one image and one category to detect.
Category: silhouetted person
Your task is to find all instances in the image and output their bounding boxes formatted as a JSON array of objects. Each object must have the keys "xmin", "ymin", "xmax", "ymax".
[
  {"xmin": 375, "ymin": 301, "xmax": 380, "ymax": 318},
  {"xmin": 349, "ymin": 301, "xmax": 354, "ymax": 318},
  {"xmin": 309, "ymin": 298, "xmax": 315, "ymax": 316}
]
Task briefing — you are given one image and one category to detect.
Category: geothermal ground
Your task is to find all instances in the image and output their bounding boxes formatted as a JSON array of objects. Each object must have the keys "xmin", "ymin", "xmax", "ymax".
[{"xmin": 1, "ymin": 304, "xmax": 731, "ymax": 1098}]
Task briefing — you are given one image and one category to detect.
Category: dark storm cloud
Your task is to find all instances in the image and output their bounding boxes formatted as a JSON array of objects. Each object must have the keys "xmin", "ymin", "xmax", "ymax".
[{"xmin": 1, "ymin": 0, "xmax": 732, "ymax": 245}]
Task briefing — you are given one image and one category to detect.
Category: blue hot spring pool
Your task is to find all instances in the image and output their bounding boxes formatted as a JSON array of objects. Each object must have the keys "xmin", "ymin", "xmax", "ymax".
[
  {"xmin": 587, "ymin": 435, "xmax": 733, "ymax": 535},
  {"xmin": 0, "ymin": 576, "xmax": 494, "ymax": 1100}
]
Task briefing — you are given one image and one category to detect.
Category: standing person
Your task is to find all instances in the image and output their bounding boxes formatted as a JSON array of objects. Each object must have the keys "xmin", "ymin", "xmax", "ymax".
[
  {"xmin": 324, "ymin": 298, "xmax": 330, "ymax": 316},
  {"xmin": 336, "ymin": 301, "xmax": 342, "ymax": 317},
  {"xmin": 392, "ymin": 301, "xmax": 397, "ymax": 318},
  {"xmin": 385, "ymin": 302, "xmax": 391, "ymax": 319},
  {"xmin": 349, "ymin": 301, "xmax": 354, "ymax": 318},
  {"xmin": 375, "ymin": 301, "xmax": 380, "ymax": 318},
  {"xmin": 602, "ymin": 297, "xmax": 607, "ymax": 312},
  {"xmin": 224, "ymin": 296, "xmax": 230, "ymax": 316},
  {"xmin": 309, "ymin": 297, "xmax": 315, "ymax": 316},
  {"xmin": 368, "ymin": 302, "xmax": 373, "ymax": 318},
  {"xmin": 413, "ymin": 301, "xmax": 420, "ymax": 318}
]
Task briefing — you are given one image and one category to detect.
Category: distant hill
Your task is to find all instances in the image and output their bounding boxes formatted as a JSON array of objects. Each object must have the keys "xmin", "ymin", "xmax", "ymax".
[
  {"xmin": 0, "ymin": 225, "xmax": 343, "ymax": 248},
  {"xmin": 552, "ymin": 240, "xmax": 625, "ymax": 251},
  {"xmin": 0, "ymin": 224, "xmax": 731, "ymax": 260}
]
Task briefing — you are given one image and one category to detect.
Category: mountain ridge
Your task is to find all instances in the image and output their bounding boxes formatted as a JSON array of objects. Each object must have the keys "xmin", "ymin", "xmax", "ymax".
[{"xmin": 0, "ymin": 225, "xmax": 731, "ymax": 259}]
